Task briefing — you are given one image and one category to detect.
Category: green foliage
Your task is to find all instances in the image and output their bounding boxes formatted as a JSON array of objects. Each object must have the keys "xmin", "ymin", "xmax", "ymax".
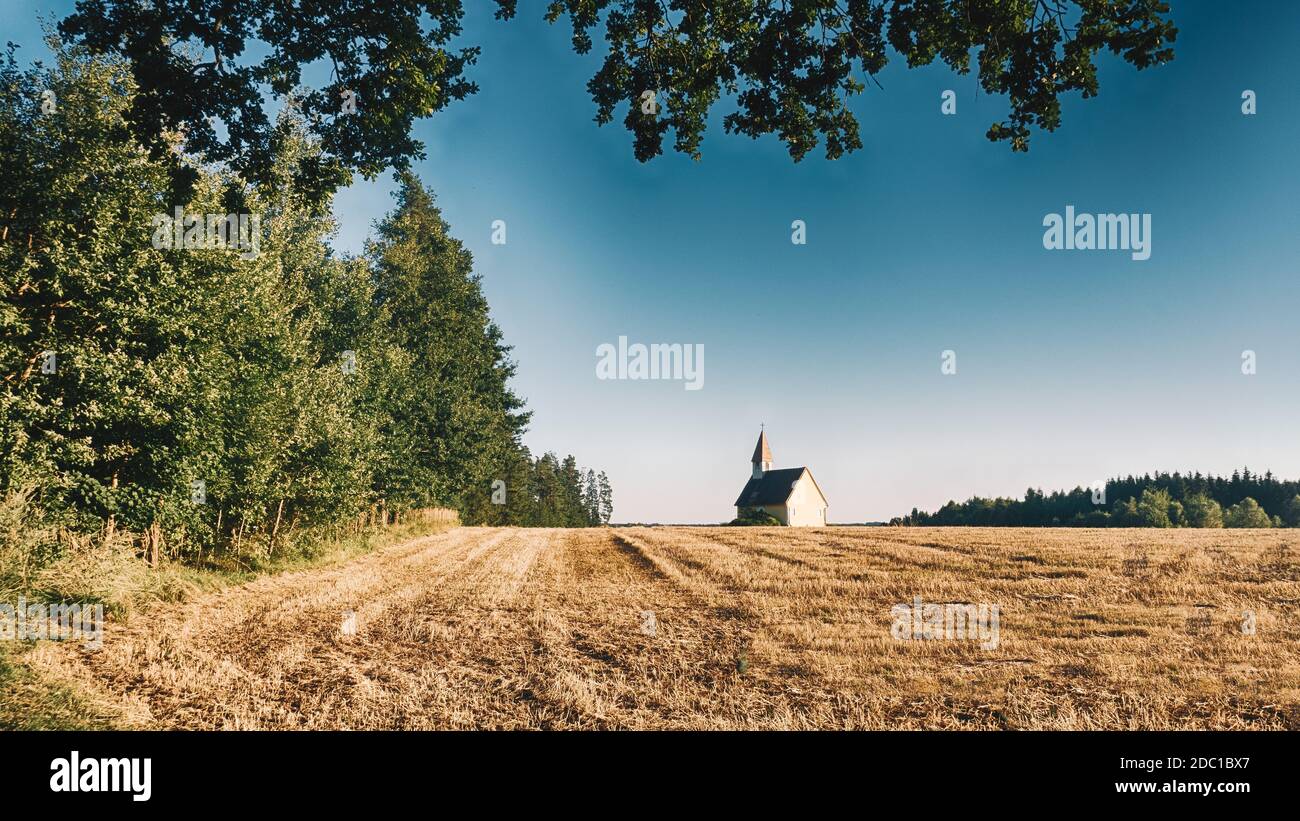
[
  {"xmin": 898, "ymin": 469, "xmax": 1289, "ymax": 528},
  {"xmin": 730, "ymin": 507, "xmax": 782, "ymax": 526},
  {"xmin": 1, "ymin": 42, "xmax": 190, "ymax": 534},
  {"xmin": 459, "ymin": 449, "xmax": 609, "ymax": 527},
  {"xmin": 1110, "ymin": 496, "xmax": 1140, "ymax": 527},
  {"xmin": 1182, "ymin": 493, "xmax": 1223, "ymax": 528},
  {"xmin": 597, "ymin": 471, "xmax": 613, "ymax": 525},
  {"xmin": 1168, "ymin": 500, "xmax": 1185, "ymax": 528},
  {"xmin": 1224, "ymin": 498, "xmax": 1271, "ymax": 529},
  {"xmin": 0, "ymin": 487, "xmax": 59, "ymax": 593},
  {"xmin": 363, "ymin": 170, "xmax": 530, "ymax": 511},
  {"xmin": 1, "ymin": 45, "xmax": 610, "ymax": 571},
  {"xmin": 1071, "ymin": 509, "xmax": 1110, "ymax": 527},
  {"xmin": 582, "ymin": 468, "xmax": 600, "ymax": 525},
  {"xmin": 59, "ymin": 0, "xmax": 511, "ymax": 205},
  {"xmin": 58, "ymin": 1, "xmax": 1177, "ymax": 200},
  {"xmin": 1135, "ymin": 487, "xmax": 1173, "ymax": 528},
  {"xmin": 548, "ymin": 0, "xmax": 1176, "ymax": 161},
  {"xmin": 1283, "ymin": 495, "xmax": 1300, "ymax": 528}
]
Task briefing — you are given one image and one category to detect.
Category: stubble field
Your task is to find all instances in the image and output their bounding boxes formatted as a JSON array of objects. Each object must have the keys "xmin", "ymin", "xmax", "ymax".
[{"xmin": 30, "ymin": 526, "xmax": 1300, "ymax": 729}]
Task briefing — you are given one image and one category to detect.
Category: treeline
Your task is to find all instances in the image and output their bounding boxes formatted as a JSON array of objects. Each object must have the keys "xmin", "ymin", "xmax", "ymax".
[
  {"xmin": 0, "ymin": 44, "xmax": 610, "ymax": 565},
  {"xmin": 463, "ymin": 452, "xmax": 612, "ymax": 527},
  {"xmin": 894, "ymin": 469, "xmax": 1300, "ymax": 528}
]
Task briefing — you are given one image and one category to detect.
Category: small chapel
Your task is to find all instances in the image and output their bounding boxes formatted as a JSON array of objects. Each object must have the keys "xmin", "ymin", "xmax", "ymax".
[{"xmin": 733, "ymin": 429, "xmax": 828, "ymax": 526}]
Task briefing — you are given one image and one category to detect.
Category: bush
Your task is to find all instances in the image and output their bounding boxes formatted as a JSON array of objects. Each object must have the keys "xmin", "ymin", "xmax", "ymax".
[
  {"xmin": 1182, "ymin": 493, "xmax": 1223, "ymax": 528},
  {"xmin": 1110, "ymin": 497, "xmax": 1140, "ymax": 526},
  {"xmin": 729, "ymin": 508, "xmax": 782, "ymax": 526},
  {"xmin": 1136, "ymin": 488, "xmax": 1173, "ymax": 527},
  {"xmin": 1224, "ymin": 497, "xmax": 1271, "ymax": 528},
  {"xmin": 0, "ymin": 487, "xmax": 61, "ymax": 596}
]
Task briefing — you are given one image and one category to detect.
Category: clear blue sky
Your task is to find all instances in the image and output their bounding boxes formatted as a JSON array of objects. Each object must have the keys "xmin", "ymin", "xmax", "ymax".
[{"xmin": 10, "ymin": 2, "xmax": 1300, "ymax": 522}]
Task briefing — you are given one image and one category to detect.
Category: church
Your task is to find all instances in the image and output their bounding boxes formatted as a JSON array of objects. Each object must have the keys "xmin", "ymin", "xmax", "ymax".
[{"xmin": 733, "ymin": 430, "xmax": 828, "ymax": 526}]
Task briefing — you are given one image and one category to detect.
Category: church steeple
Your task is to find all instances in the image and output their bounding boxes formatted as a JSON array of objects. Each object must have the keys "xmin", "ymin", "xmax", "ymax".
[{"xmin": 751, "ymin": 428, "xmax": 773, "ymax": 479}]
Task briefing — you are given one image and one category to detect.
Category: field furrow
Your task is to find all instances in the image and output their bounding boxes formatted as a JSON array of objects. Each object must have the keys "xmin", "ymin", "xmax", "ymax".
[{"xmin": 28, "ymin": 526, "xmax": 1300, "ymax": 729}]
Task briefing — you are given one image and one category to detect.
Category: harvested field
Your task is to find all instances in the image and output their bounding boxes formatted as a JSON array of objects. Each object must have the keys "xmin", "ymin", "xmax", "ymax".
[{"xmin": 30, "ymin": 526, "xmax": 1300, "ymax": 729}]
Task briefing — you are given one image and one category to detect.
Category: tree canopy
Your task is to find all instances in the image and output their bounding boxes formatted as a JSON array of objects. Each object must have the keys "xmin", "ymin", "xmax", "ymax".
[{"xmin": 58, "ymin": 0, "xmax": 1177, "ymax": 201}]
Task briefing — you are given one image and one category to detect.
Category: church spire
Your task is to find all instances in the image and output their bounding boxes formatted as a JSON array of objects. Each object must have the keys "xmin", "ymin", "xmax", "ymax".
[{"xmin": 751, "ymin": 429, "xmax": 773, "ymax": 478}]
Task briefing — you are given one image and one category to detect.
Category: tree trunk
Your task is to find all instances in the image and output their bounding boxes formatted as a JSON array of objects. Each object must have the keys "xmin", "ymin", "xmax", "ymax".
[
  {"xmin": 269, "ymin": 499, "xmax": 285, "ymax": 555},
  {"xmin": 144, "ymin": 522, "xmax": 161, "ymax": 567}
]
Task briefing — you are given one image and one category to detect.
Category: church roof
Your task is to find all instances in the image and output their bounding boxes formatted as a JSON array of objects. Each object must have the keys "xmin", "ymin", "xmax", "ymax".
[
  {"xmin": 751, "ymin": 430, "xmax": 772, "ymax": 464},
  {"xmin": 734, "ymin": 468, "xmax": 808, "ymax": 506}
]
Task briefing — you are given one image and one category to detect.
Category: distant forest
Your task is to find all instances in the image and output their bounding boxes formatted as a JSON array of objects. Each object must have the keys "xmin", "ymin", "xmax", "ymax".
[
  {"xmin": 894, "ymin": 469, "xmax": 1300, "ymax": 528},
  {"xmin": 462, "ymin": 452, "xmax": 612, "ymax": 528}
]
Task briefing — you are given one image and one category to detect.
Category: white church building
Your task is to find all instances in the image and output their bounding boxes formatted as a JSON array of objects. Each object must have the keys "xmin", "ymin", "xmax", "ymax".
[{"xmin": 733, "ymin": 430, "xmax": 828, "ymax": 526}]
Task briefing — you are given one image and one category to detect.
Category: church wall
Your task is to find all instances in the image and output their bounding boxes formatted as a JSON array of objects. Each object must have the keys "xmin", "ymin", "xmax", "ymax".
[{"xmin": 785, "ymin": 473, "xmax": 828, "ymax": 527}]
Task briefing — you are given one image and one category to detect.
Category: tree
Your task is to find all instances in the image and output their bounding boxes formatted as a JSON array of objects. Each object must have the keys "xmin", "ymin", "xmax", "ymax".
[
  {"xmin": 1182, "ymin": 494, "xmax": 1223, "ymax": 528},
  {"xmin": 1111, "ymin": 497, "xmax": 1140, "ymax": 527},
  {"xmin": 1081, "ymin": 509, "xmax": 1110, "ymax": 527},
  {"xmin": 1282, "ymin": 495, "xmax": 1300, "ymax": 528},
  {"xmin": 582, "ymin": 469, "xmax": 601, "ymax": 526},
  {"xmin": 1, "ymin": 43, "xmax": 384, "ymax": 554},
  {"xmin": 1135, "ymin": 488, "xmax": 1172, "ymax": 528},
  {"xmin": 504, "ymin": 447, "xmax": 538, "ymax": 525},
  {"xmin": 559, "ymin": 455, "xmax": 585, "ymax": 527},
  {"xmin": 365, "ymin": 172, "xmax": 529, "ymax": 511},
  {"xmin": 531, "ymin": 452, "xmax": 564, "ymax": 527},
  {"xmin": 1224, "ymin": 498, "xmax": 1271, "ymax": 529},
  {"xmin": 60, "ymin": 1, "xmax": 1178, "ymax": 200},
  {"xmin": 459, "ymin": 449, "xmax": 613, "ymax": 528},
  {"xmin": 59, "ymin": 0, "xmax": 510, "ymax": 205},
  {"xmin": 2, "ymin": 41, "xmax": 617, "ymax": 578},
  {"xmin": 597, "ymin": 471, "xmax": 613, "ymax": 525},
  {"xmin": 1168, "ymin": 500, "xmax": 1185, "ymax": 528},
  {"xmin": 0, "ymin": 41, "xmax": 216, "ymax": 542}
]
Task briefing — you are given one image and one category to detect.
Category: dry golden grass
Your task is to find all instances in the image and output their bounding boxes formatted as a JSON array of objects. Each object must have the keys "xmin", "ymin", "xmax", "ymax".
[{"xmin": 28, "ymin": 526, "xmax": 1300, "ymax": 729}]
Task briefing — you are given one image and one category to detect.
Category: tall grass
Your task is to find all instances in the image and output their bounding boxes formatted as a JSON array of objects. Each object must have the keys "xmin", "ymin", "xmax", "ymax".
[
  {"xmin": 1, "ymin": 486, "xmax": 459, "ymax": 614},
  {"xmin": 0, "ymin": 489, "xmax": 459, "ymax": 729}
]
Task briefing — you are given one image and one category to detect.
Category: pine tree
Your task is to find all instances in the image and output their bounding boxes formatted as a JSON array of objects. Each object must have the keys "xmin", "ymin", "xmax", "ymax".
[
  {"xmin": 597, "ymin": 471, "xmax": 613, "ymax": 525},
  {"xmin": 582, "ymin": 469, "xmax": 600, "ymax": 526},
  {"xmin": 365, "ymin": 171, "xmax": 529, "ymax": 511}
]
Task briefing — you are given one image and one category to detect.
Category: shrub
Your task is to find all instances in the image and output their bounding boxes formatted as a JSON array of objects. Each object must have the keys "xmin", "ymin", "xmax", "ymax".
[
  {"xmin": 1224, "ymin": 497, "xmax": 1271, "ymax": 528},
  {"xmin": 1136, "ymin": 488, "xmax": 1173, "ymax": 528},
  {"xmin": 730, "ymin": 508, "xmax": 782, "ymax": 526},
  {"xmin": 1182, "ymin": 493, "xmax": 1223, "ymax": 528},
  {"xmin": 0, "ymin": 487, "xmax": 61, "ymax": 596}
]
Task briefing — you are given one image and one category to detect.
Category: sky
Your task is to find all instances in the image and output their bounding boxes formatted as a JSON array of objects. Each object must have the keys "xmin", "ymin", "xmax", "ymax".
[{"xmin": 9, "ymin": 2, "xmax": 1300, "ymax": 523}]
